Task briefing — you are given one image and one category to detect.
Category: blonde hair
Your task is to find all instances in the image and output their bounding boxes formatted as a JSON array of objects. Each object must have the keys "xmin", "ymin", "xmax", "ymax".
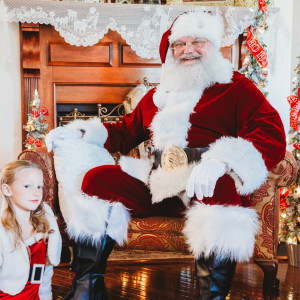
[{"xmin": 0, "ymin": 160, "xmax": 52, "ymax": 248}]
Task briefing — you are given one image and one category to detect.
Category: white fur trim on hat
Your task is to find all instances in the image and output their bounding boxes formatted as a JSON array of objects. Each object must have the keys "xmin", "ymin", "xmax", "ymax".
[
  {"xmin": 183, "ymin": 203, "xmax": 259, "ymax": 262},
  {"xmin": 201, "ymin": 137, "xmax": 269, "ymax": 195},
  {"xmin": 169, "ymin": 12, "xmax": 224, "ymax": 49}
]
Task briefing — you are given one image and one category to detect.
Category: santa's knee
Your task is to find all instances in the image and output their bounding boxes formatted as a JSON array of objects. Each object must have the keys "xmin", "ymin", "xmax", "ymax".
[{"xmin": 81, "ymin": 164, "xmax": 118, "ymax": 195}]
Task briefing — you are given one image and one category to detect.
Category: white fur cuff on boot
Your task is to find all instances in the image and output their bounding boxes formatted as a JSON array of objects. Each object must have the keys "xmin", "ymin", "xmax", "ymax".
[{"xmin": 183, "ymin": 203, "xmax": 259, "ymax": 263}]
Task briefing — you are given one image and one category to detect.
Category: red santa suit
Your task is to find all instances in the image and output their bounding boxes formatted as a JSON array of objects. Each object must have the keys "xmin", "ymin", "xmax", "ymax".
[
  {"xmin": 46, "ymin": 10, "xmax": 286, "ymax": 299},
  {"xmin": 82, "ymin": 68, "xmax": 286, "ymax": 262},
  {"xmin": 47, "ymin": 11, "xmax": 285, "ymax": 265}
]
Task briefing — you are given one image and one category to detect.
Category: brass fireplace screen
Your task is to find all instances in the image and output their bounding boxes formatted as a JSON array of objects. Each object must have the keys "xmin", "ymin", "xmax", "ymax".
[
  {"xmin": 57, "ymin": 103, "xmax": 126, "ymax": 126},
  {"xmin": 57, "ymin": 78, "xmax": 157, "ymax": 126}
]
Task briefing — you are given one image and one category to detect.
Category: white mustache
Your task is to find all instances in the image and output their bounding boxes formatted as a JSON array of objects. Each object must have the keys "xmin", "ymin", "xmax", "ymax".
[{"xmin": 178, "ymin": 53, "xmax": 203, "ymax": 60}]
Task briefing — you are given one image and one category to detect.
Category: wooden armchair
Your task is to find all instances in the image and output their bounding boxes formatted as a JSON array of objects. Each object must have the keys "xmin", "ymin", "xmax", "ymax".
[{"xmin": 18, "ymin": 148, "xmax": 297, "ymax": 300}]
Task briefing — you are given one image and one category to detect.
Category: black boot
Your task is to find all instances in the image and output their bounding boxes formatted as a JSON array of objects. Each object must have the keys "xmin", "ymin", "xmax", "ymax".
[
  {"xmin": 195, "ymin": 254, "xmax": 236, "ymax": 300},
  {"xmin": 63, "ymin": 234, "xmax": 115, "ymax": 300}
]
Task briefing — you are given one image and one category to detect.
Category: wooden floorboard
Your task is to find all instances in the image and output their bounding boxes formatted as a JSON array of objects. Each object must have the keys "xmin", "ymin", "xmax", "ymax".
[{"xmin": 52, "ymin": 259, "xmax": 300, "ymax": 300}]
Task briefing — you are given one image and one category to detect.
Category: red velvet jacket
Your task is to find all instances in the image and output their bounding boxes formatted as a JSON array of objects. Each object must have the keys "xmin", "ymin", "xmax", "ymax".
[{"xmin": 103, "ymin": 71, "xmax": 286, "ymax": 207}]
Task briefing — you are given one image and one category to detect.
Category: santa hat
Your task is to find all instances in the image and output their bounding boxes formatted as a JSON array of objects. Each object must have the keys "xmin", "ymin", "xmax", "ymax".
[{"xmin": 159, "ymin": 12, "xmax": 224, "ymax": 64}]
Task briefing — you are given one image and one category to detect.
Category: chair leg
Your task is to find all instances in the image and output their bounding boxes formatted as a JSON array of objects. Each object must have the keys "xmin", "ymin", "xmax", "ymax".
[{"xmin": 254, "ymin": 259, "xmax": 278, "ymax": 300}]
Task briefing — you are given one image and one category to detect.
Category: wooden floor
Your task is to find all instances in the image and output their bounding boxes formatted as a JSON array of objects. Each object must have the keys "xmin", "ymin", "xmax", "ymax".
[{"xmin": 52, "ymin": 258, "xmax": 300, "ymax": 300}]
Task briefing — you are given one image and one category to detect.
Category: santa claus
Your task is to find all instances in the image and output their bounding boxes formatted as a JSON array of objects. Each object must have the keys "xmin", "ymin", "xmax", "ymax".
[{"xmin": 46, "ymin": 11, "xmax": 286, "ymax": 300}]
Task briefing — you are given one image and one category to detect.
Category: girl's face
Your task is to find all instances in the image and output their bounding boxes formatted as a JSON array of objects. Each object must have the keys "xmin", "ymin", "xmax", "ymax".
[{"xmin": 1, "ymin": 167, "xmax": 43, "ymax": 212}]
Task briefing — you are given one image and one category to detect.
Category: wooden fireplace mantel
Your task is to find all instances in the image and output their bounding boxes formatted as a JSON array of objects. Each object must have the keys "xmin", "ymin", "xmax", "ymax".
[{"xmin": 20, "ymin": 22, "xmax": 244, "ymax": 149}]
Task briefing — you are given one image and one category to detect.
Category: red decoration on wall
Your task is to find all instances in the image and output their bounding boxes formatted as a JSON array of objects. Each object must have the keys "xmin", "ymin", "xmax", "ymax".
[
  {"xmin": 293, "ymin": 143, "xmax": 300, "ymax": 150},
  {"xmin": 288, "ymin": 95, "xmax": 300, "ymax": 131},
  {"xmin": 258, "ymin": 0, "xmax": 268, "ymax": 14},
  {"xmin": 246, "ymin": 29, "xmax": 268, "ymax": 68}
]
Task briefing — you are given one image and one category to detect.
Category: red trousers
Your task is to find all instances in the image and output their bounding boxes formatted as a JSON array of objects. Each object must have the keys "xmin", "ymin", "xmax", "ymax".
[{"xmin": 82, "ymin": 165, "xmax": 186, "ymax": 217}]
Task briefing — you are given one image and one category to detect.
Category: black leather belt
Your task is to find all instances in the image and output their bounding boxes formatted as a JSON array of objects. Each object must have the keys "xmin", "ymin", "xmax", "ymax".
[
  {"xmin": 28, "ymin": 264, "xmax": 45, "ymax": 283},
  {"xmin": 153, "ymin": 147, "xmax": 208, "ymax": 170}
]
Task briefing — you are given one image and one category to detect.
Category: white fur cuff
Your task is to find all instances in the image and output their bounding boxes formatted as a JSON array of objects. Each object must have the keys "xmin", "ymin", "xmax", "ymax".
[
  {"xmin": 183, "ymin": 203, "xmax": 259, "ymax": 262},
  {"xmin": 66, "ymin": 117, "xmax": 108, "ymax": 148},
  {"xmin": 149, "ymin": 163, "xmax": 196, "ymax": 205},
  {"xmin": 201, "ymin": 137, "xmax": 269, "ymax": 195},
  {"xmin": 60, "ymin": 192, "xmax": 130, "ymax": 246},
  {"xmin": 119, "ymin": 156, "xmax": 153, "ymax": 184}
]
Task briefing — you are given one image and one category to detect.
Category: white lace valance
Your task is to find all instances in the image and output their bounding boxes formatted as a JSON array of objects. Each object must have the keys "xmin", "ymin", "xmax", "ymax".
[{"xmin": 1, "ymin": 0, "xmax": 279, "ymax": 59}]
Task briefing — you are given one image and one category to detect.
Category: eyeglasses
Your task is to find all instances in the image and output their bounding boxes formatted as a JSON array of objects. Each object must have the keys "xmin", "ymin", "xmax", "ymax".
[{"xmin": 171, "ymin": 39, "xmax": 208, "ymax": 51}]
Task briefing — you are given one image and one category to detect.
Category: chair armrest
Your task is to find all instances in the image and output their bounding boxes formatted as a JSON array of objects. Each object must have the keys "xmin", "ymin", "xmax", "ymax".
[
  {"xmin": 251, "ymin": 150, "xmax": 298, "ymax": 259},
  {"xmin": 18, "ymin": 147, "xmax": 59, "ymax": 214},
  {"xmin": 268, "ymin": 150, "xmax": 298, "ymax": 188}
]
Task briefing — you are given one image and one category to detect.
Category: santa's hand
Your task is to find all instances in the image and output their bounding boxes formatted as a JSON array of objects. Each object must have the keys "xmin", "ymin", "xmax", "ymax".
[
  {"xmin": 45, "ymin": 126, "xmax": 81, "ymax": 152},
  {"xmin": 186, "ymin": 159, "xmax": 227, "ymax": 200}
]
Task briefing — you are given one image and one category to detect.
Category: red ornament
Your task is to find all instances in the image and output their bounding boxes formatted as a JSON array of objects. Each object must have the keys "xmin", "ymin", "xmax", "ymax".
[
  {"xmin": 35, "ymin": 139, "xmax": 42, "ymax": 147},
  {"xmin": 293, "ymin": 143, "xmax": 300, "ymax": 150},
  {"xmin": 280, "ymin": 197, "xmax": 288, "ymax": 210},
  {"xmin": 32, "ymin": 110, "xmax": 40, "ymax": 118},
  {"xmin": 27, "ymin": 137, "xmax": 35, "ymax": 144},
  {"xmin": 40, "ymin": 107, "xmax": 49, "ymax": 116}
]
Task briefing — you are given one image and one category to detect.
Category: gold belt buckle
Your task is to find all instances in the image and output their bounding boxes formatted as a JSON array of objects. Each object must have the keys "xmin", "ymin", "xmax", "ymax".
[{"xmin": 161, "ymin": 145, "xmax": 188, "ymax": 171}]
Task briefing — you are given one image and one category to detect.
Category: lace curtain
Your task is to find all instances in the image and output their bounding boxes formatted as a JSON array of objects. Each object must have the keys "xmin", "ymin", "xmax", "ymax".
[{"xmin": 1, "ymin": 0, "xmax": 279, "ymax": 59}]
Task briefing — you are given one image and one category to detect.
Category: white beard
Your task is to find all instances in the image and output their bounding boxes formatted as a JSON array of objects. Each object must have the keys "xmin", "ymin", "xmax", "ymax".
[
  {"xmin": 159, "ymin": 48, "xmax": 233, "ymax": 93},
  {"xmin": 151, "ymin": 46, "xmax": 233, "ymax": 150}
]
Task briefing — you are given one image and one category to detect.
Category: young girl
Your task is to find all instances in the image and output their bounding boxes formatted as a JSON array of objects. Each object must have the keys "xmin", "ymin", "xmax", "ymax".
[{"xmin": 0, "ymin": 160, "xmax": 62, "ymax": 300}]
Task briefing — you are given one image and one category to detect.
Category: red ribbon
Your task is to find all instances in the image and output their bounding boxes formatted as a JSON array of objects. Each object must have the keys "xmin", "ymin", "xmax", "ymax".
[
  {"xmin": 279, "ymin": 185, "xmax": 295, "ymax": 210},
  {"xmin": 293, "ymin": 143, "xmax": 300, "ymax": 150},
  {"xmin": 246, "ymin": 29, "xmax": 268, "ymax": 68},
  {"xmin": 288, "ymin": 95, "xmax": 300, "ymax": 131},
  {"xmin": 258, "ymin": 0, "xmax": 268, "ymax": 14}
]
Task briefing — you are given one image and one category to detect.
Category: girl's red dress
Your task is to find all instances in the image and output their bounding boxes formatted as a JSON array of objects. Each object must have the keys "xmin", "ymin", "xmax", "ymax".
[{"xmin": 0, "ymin": 240, "xmax": 47, "ymax": 299}]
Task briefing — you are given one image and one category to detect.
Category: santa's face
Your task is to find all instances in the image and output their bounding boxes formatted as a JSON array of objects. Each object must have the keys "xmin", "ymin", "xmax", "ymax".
[{"xmin": 171, "ymin": 36, "xmax": 212, "ymax": 66}]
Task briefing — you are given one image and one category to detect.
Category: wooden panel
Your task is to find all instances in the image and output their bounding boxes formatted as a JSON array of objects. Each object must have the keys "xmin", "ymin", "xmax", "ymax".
[
  {"xmin": 52, "ymin": 66, "xmax": 160, "ymax": 84},
  {"xmin": 20, "ymin": 23, "xmax": 41, "ymax": 150},
  {"xmin": 120, "ymin": 44, "xmax": 161, "ymax": 67},
  {"xmin": 22, "ymin": 31, "xmax": 40, "ymax": 70},
  {"xmin": 48, "ymin": 43, "xmax": 112, "ymax": 66},
  {"xmin": 55, "ymin": 84, "xmax": 136, "ymax": 104}
]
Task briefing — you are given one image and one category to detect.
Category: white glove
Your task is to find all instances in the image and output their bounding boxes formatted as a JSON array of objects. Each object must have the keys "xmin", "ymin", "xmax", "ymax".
[{"xmin": 186, "ymin": 159, "xmax": 227, "ymax": 200}]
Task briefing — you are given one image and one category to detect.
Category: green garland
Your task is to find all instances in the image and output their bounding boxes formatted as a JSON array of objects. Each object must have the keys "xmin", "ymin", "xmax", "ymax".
[
  {"xmin": 279, "ymin": 57, "xmax": 300, "ymax": 244},
  {"xmin": 239, "ymin": 0, "xmax": 270, "ymax": 97}
]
